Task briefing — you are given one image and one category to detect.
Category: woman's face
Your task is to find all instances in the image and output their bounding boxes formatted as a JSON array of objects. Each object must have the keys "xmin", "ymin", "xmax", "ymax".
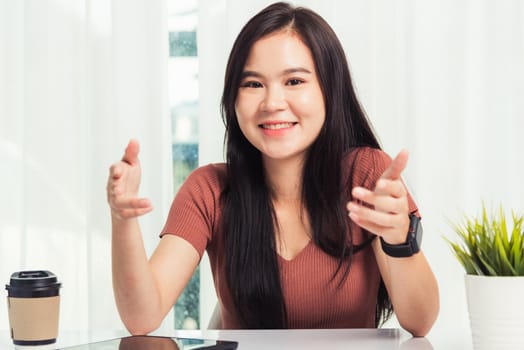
[{"xmin": 235, "ymin": 31, "xmax": 325, "ymax": 164}]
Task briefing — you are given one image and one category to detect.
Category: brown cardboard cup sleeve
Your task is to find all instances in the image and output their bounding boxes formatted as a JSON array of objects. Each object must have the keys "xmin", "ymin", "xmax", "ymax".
[{"xmin": 5, "ymin": 270, "xmax": 61, "ymax": 346}]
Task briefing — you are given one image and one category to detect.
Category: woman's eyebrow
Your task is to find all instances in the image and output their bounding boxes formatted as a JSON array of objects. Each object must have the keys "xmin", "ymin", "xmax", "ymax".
[
  {"xmin": 240, "ymin": 70, "xmax": 263, "ymax": 79},
  {"xmin": 240, "ymin": 67, "xmax": 313, "ymax": 79},
  {"xmin": 282, "ymin": 67, "xmax": 312, "ymax": 75}
]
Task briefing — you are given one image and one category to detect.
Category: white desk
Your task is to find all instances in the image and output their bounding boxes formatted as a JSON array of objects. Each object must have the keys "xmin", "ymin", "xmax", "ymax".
[{"xmin": 0, "ymin": 328, "xmax": 473, "ymax": 350}]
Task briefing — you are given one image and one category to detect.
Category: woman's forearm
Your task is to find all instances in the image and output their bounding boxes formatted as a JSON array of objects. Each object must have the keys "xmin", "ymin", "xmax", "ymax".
[
  {"xmin": 378, "ymin": 247, "xmax": 440, "ymax": 336},
  {"xmin": 111, "ymin": 217, "xmax": 164, "ymax": 334}
]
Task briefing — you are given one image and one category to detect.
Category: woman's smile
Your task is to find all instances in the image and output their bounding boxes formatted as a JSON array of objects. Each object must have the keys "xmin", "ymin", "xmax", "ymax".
[
  {"xmin": 259, "ymin": 121, "xmax": 297, "ymax": 130},
  {"xmin": 259, "ymin": 121, "xmax": 298, "ymax": 137}
]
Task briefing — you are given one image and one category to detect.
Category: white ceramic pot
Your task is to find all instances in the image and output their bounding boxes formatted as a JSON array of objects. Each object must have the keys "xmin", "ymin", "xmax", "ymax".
[{"xmin": 465, "ymin": 275, "xmax": 524, "ymax": 350}]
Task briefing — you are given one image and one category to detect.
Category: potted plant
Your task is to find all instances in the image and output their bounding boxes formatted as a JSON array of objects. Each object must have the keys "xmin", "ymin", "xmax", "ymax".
[{"xmin": 445, "ymin": 205, "xmax": 524, "ymax": 350}]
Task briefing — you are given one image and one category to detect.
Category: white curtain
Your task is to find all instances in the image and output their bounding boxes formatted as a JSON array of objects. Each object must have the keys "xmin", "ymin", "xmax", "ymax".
[
  {"xmin": 198, "ymin": 0, "xmax": 524, "ymax": 332},
  {"xmin": 0, "ymin": 0, "xmax": 173, "ymax": 333}
]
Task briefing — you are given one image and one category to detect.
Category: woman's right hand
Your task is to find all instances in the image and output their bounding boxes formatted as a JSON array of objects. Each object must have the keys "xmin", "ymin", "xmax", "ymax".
[
  {"xmin": 109, "ymin": 139, "xmax": 201, "ymax": 334},
  {"xmin": 107, "ymin": 139, "xmax": 153, "ymax": 220}
]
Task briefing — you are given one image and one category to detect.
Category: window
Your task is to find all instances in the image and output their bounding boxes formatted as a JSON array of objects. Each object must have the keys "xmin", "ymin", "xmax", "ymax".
[{"xmin": 168, "ymin": 0, "xmax": 200, "ymax": 330}]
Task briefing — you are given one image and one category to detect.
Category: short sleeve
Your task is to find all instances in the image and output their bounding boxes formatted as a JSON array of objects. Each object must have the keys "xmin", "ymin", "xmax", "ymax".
[{"xmin": 160, "ymin": 163, "xmax": 226, "ymax": 257}]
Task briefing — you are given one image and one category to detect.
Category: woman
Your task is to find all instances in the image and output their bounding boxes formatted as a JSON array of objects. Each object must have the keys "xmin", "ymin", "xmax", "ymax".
[{"xmin": 108, "ymin": 2, "xmax": 439, "ymax": 336}]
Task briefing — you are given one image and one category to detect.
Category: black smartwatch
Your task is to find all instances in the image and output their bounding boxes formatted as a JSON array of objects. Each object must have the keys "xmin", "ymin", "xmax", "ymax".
[{"xmin": 380, "ymin": 214, "xmax": 423, "ymax": 258}]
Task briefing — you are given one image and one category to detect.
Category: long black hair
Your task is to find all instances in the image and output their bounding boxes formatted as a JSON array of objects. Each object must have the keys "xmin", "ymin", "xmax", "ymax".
[{"xmin": 220, "ymin": 2, "xmax": 391, "ymax": 328}]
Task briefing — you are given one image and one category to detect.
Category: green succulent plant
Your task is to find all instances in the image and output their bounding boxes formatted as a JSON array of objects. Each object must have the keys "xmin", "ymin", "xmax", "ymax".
[{"xmin": 445, "ymin": 205, "xmax": 524, "ymax": 276}]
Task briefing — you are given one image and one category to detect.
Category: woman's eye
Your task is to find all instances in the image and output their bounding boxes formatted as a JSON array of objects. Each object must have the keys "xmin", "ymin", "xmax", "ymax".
[
  {"xmin": 241, "ymin": 81, "xmax": 263, "ymax": 88},
  {"xmin": 286, "ymin": 79, "xmax": 304, "ymax": 86}
]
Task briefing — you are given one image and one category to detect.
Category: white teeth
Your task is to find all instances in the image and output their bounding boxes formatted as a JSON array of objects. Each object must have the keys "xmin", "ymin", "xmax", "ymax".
[{"xmin": 261, "ymin": 122, "xmax": 294, "ymax": 130}]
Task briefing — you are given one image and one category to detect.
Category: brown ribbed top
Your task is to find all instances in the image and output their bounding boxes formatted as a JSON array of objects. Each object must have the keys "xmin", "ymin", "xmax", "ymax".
[{"xmin": 161, "ymin": 147, "xmax": 418, "ymax": 329}]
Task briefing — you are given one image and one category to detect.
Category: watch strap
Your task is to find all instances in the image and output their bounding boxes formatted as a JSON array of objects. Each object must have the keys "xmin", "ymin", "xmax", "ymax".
[{"xmin": 380, "ymin": 214, "xmax": 422, "ymax": 258}]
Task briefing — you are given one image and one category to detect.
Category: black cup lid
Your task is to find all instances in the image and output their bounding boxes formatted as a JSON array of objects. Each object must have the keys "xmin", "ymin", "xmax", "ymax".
[{"xmin": 6, "ymin": 270, "xmax": 61, "ymax": 297}]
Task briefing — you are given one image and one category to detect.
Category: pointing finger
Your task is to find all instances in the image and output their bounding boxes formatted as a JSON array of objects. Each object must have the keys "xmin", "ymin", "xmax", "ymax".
[
  {"xmin": 122, "ymin": 139, "xmax": 140, "ymax": 166},
  {"xmin": 381, "ymin": 149, "xmax": 409, "ymax": 181}
]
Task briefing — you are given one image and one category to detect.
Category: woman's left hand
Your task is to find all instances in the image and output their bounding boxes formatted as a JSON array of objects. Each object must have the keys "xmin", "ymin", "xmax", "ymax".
[
  {"xmin": 346, "ymin": 150, "xmax": 411, "ymax": 244},
  {"xmin": 347, "ymin": 150, "xmax": 439, "ymax": 337}
]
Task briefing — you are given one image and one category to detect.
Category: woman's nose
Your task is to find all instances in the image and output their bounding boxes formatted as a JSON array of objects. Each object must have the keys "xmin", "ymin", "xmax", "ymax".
[{"xmin": 261, "ymin": 85, "xmax": 286, "ymax": 112}]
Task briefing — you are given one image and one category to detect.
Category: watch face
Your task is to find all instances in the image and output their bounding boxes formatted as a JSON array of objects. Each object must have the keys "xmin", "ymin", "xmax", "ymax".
[
  {"xmin": 415, "ymin": 222, "xmax": 423, "ymax": 247},
  {"xmin": 409, "ymin": 215, "xmax": 422, "ymax": 252}
]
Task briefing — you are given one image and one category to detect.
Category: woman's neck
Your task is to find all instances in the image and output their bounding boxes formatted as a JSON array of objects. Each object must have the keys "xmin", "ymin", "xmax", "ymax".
[{"xmin": 262, "ymin": 155, "xmax": 304, "ymax": 203}]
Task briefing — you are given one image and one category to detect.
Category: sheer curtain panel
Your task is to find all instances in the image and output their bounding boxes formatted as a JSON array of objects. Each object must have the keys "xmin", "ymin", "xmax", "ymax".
[{"xmin": 0, "ymin": 0, "xmax": 173, "ymax": 332}]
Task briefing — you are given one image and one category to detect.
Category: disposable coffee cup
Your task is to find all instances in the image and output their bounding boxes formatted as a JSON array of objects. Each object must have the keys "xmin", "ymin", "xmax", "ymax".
[{"xmin": 5, "ymin": 270, "xmax": 61, "ymax": 346}]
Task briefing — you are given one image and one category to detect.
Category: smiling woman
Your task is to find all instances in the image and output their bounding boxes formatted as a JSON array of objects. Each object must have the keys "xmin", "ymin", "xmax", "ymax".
[{"xmin": 107, "ymin": 1, "xmax": 439, "ymax": 336}]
